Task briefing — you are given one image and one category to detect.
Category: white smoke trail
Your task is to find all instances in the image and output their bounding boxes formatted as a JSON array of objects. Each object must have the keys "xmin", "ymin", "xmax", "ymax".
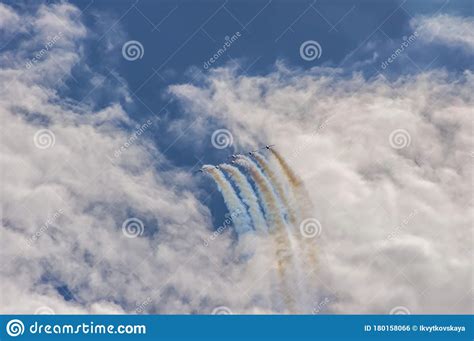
[
  {"xmin": 219, "ymin": 163, "xmax": 268, "ymax": 232},
  {"xmin": 203, "ymin": 166, "xmax": 252, "ymax": 234},
  {"xmin": 252, "ymin": 152, "xmax": 298, "ymax": 226},
  {"xmin": 234, "ymin": 157, "xmax": 284, "ymax": 228}
]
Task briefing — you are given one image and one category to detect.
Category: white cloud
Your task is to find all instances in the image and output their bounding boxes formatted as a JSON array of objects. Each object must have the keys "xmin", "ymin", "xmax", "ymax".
[
  {"xmin": 170, "ymin": 64, "xmax": 473, "ymax": 313},
  {"xmin": 1, "ymin": 2, "xmax": 472, "ymax": 315},
  {"xmin": 412, "ymin": 14, "xmax": 474, "ymax": 52},
  {"xmin": 0, "ymin": 3, "xmax": 254, "ymax": 315},
  {"xmin": 0, "ymin": 3, "xmax": 21, "ymax": 33}
]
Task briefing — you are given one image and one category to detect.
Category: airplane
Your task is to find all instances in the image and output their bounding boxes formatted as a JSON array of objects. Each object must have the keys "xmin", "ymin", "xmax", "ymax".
[
  {"xmin": 248, "ymin": 144, "xmax": 275, "ymax": 156},
  {"xmin": 194, "ymin": 145, "xmax": 274, "ymax": 173},
  {"xmin": 248, "ymin": 149, "xmax": 259, "ymax": 156},
  {"xmin": 227, "ymin": 153, "xmax": 240, "ymax": 161},
  {"xmin": 260, "ymin": 144, "xmax": 275, "ymax": 150}
]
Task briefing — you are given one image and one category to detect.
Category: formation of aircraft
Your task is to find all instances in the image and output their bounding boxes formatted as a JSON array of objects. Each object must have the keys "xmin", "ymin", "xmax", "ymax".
[
  {"xmin": 249, "ymin": 144, "xmax": 275, "ymax": 156},
  {"xmin": 194, "ymin": 145, "xmax": 275, "ymax": 174}
]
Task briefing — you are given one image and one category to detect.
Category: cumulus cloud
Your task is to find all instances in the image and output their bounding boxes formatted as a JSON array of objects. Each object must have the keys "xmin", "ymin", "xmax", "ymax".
[
  {"xmin": 0, "ymin": 3, "xmax": 21, "ymax": 34},
  {"xmin": 1, "ymin": 2, "xmax": 472, "ymax": 315},
  {"xmin": 412, "ymin": 14, "xmax": 474, "ymax": 52},
  {"xmin": 0, "ymin": 3, "xmax": 259, "ymax": 315},
  {"xmin": 170, "ymin": 63, "xmax": 473, "ymax": 313}
]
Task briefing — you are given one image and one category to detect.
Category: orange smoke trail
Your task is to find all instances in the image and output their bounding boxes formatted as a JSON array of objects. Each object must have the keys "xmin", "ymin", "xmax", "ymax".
[
  {"xmin": 254, "ymin": 152, "xmax": 312, "ymax": 308},
  {"xmin": 269, "ymin": 148, "xmax": 313, "ymax": 216},
  {"xmin": 235, "ymin": 156, "xmax": 296, "ymax": 313},
  {"xmin": 269, "ymin": 149, "xmax": 303, "ymax": 188},
  {"xmin": 253, "ymin": 152, "xmax": 298, "ymax": 226},
  {"xmin": 268, "ymin": 149, "xmax": 319, "ymax": 290}
]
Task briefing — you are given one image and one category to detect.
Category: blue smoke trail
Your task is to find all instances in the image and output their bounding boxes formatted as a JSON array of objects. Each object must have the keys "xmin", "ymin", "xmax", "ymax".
[
  {"xmin": 203, "ymin": 165, "xmax": 252, "ymax": 234},
  {"xmin": 219, "ymin": 163, "xmax": 268, "ymax": 232}
]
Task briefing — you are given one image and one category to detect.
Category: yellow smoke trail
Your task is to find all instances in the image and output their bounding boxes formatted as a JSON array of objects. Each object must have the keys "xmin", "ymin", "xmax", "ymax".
[
  {"xmin": 203, "ymin": 166, "xmax": 252, "ymax": 234},
  {"xmin": 268, "ymin": 149, "xmax": 319, "ymax": 290},
  {"xmin": 253, "ymin": 152, "xmax": 298, "ymax": 226},
  {"xmin": 233, "ymin": 157, "xmax": 284, "ymax": 229},
  {"xmin": 254, "ymin": 152, "xmax": 311, "ymax": 308},
  {"xmin": 269, "ymin": 149, "xmax": 303, "ymax": 189},
  {"xmin": 219, "ymin": 164, "xmax": 268, "ymax": 232},
  {"xmin": 235, "ymin": 156, "xmax": 296, "ymax": 313},
  {"xmin": 268, "ymin": 148, "xmax": 313, "ymax": 216}
]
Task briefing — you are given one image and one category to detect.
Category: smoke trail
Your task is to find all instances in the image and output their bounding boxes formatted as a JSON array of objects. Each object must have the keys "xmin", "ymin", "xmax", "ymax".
[
  {"xmin": 234, "ymin": 157, "xmax": 284, "ymax": 228},
  {"xmin": 219, "ymin": 164, "xmax": 268, "ymax": 232},
  {"xmin": 269, "ymin": 149, "xmax": 303, "ymax": 188},
  {"xmin": 203, "ymin": 166, "xmax": 252, "ymax": 234},
  {"xmin": 234, "ymin": 156, "xmax": 296, "ymax": 312},
  {"xmin": 269, "ymin": 148, "xmax": 313, "ymax": 216},
  {"xmin": 252, "ymin": 152, "xmax": 310, "ymax": 308},
  {"xmin": 252, "ymin": 152, "xmax": 298, "ymax": 226},
  {"xmin": 268, "ymin": 149, "xmax": 319, "ymax": 294}
]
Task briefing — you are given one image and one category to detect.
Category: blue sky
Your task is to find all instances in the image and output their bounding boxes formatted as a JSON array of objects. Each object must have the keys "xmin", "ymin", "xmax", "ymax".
[
  {"xmin": 54, "ymin": 0, "xmax": 472, "ymax": 160},
  {"xmin": 44, "ymin": 0, "xmax": 473, "ymax": 221},
  {"xmin": 0, "ymin": 0, "xmax": 472, "ymax": 314}
]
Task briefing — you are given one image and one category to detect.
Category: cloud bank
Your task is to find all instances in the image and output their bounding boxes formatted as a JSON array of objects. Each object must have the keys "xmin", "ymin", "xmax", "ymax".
[
  {"xmin": 0, "ymin": 2, "xmax": 472, "ymax": 314},
  {"xmin": 0, "ymin": 2, "xmax": 236, "ymax": 314},
  {"xmin": 412, "ymin": 14, "xmax": 474, "ymax": 53},
  {"xmin": 170, "ymin": 63, "xmax": 473, "ymax": 313}
]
